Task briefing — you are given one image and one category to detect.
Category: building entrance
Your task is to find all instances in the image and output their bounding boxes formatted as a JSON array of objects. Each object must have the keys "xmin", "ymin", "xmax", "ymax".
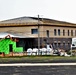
[{"xmin": 9, "ymin": 44, "xmax": 13, "ymax": 52}]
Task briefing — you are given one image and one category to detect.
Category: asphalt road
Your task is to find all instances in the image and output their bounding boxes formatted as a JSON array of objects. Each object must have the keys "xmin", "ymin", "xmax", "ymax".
[{"xmin": 0, "ymin": 65, "xmax": 76, "ymax": 75}]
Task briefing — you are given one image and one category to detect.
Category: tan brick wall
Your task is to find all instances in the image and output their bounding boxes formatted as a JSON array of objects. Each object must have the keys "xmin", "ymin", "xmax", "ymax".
[{"xmin": 40, "ymin": 26, "xmax": 76, "ymax": 38}]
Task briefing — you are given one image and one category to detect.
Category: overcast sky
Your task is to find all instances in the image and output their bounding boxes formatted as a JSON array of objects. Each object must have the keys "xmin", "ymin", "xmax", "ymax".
[{"xmin": 0, "ymin": 0, "xmax": 76, "ymax": 23}]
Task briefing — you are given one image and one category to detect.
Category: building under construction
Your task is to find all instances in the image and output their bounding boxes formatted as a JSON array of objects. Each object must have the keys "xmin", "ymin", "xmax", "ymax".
[{"xmin": 0, "ymin": 16, "xmax": 76, "ymax": 52}]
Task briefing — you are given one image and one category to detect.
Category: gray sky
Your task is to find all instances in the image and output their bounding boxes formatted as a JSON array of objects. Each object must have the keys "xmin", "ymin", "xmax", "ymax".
[{"xmin": 0, "ymin": 0, "xmax": 76, "ymax": 23}]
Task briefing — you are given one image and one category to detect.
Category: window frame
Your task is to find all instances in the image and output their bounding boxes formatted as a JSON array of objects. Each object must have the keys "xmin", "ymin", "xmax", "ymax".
[
  {"xmin": 46, "ymin": 30, "xmax": 49, "ymax": 37},
  {"xmin": 63, "ymin": 29, "xmax": 65, "ymax": 36},
  {"xmin": 54, "ymin": 29, "xmax": 57, "ymax": 36},
  {"xmin": 58, "ymin": 29, "xmax": 60, "ymax": 36},
  {"xmin": 31, "ymin": 29, "xmax": 38, "ymax": 34},
  {"xmin": 71, "ymin": 30, "xmax": 73, "ymax": 36},
  {"xmin": 68, "ymin": 30, "xmax": 70, "ymax": 36}
]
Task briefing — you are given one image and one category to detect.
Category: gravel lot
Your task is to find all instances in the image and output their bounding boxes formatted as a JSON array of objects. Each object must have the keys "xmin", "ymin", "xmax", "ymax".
[{"xmin": 0, "ymin": 66, "xmax": 76, "ymax": 75}]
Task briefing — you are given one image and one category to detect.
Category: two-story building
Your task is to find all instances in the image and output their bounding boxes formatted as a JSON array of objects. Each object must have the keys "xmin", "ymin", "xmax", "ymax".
[{"xmin": 0, "ymin": 16, "xmax": 76, "ymax": 51}]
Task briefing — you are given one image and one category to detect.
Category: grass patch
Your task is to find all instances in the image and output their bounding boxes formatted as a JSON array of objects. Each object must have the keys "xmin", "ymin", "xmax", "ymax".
[{"xmin": 0, "ymin": 55, "xmax": 76, "ymax": 63}]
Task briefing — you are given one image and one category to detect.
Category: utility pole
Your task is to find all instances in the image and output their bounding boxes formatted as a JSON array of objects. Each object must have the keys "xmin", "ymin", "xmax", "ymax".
[{"xmin": 38, "ymin": 15, "xmax": 40, "ymax": 55}]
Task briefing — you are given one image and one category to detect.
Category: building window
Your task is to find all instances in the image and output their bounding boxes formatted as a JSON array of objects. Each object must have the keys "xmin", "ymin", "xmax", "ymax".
[
  {"xmin": 63, "ymin": 30, "xmax": 65, "ymax": 36},
  {"xmin": 58, "ymin": 29, "xmax": 60, "ymax": 36},
  {"xmin": 68, "ymin": 30, "xmax": 69, "ymax": 36},
  {"xmin": 71, "ymin": 30, "xmax": 73, "ymax": 36},
  {"xmin": 46, "ymin": 30, "xmax": 49, "ymax": 37},
  {"xmin": 31, "ymin": 29, "xmax": 38, "ymax": 34},
  {"xmin": 54, "ymin": 29, "xmax": 56, "ymax": 36}
]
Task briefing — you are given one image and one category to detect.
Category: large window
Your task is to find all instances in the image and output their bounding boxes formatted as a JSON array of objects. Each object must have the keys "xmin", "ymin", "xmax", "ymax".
[
  {"xmin": 54, "ymin": 29, "xmax": 57, "ymax": 36},
  {"xmin": 58, "ymin": 29, "xmax": 60, "ymax": 36},
  {"xmin": 31, "ymin": 29, "xmax": 38, "ymax": 34}
]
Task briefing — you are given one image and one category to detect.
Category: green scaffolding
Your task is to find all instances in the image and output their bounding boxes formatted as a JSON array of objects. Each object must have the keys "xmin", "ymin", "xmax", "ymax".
[{"xmin": 0, "ymin": 38, "xmax": 23, "ymax": 54}]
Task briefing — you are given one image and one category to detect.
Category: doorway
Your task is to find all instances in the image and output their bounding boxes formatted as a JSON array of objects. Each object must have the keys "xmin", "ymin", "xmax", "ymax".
[{"xmin": 9, "ymin": 44, "xmax": 13, "ymax": 52}]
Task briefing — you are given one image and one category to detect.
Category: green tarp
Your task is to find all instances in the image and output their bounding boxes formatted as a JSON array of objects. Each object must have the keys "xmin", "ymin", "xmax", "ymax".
[{"xmin": 0, "ymin": 38, "xmax": 23, "ymax": 54}]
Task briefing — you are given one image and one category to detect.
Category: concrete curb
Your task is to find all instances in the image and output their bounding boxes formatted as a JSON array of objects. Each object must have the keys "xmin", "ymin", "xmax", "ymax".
[{"xmin": 0, "ymin": 63, "xmax": 76, "ymax": 66}]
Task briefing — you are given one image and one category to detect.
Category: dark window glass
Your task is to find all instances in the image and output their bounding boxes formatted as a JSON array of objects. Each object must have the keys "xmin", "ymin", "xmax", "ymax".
[
  {"xmin": 54, "ymin": 29, "xmax": 56, "ymax": 36},
  {"xmin": 46, "ymin": 30, "xmax": 49, "ymax": 37},
  {"xmin": 63, "ymin": 30, "xmax": 65, "ymax": 36},
  {"xmin": 31, "ymin": 29, "xmax": 38, "ymax": 34},
  {"xmin": 71, "ymin": 30, "xmax": 73, "ymax": 36},
  {"xmin": 58, "ymin": 29, "xmax": 60, "ymax": 36},
  {"xmin": 68, "ymin": 30, "xmax": 69, "ymax": 36}
]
